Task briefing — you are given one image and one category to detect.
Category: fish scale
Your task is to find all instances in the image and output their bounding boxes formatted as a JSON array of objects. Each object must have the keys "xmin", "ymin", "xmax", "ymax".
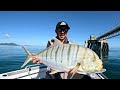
[{"xmin": 43, "ymin": 44, "xmax": 78, "ymax": 67}]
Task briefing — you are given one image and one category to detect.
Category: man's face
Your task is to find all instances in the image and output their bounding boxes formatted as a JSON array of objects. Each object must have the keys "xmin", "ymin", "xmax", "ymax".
[{"xmin": 56, "ymin": 27, "xmax": 68, "ymax": 40}]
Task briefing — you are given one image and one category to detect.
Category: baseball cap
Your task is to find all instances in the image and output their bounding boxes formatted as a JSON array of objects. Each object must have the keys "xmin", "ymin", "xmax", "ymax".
[{"xmin": 56, "ymin": 21, "xmax": 70, "ymax": 30}]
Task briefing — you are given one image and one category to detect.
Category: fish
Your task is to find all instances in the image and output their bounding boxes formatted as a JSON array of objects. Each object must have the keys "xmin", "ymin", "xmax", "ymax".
[{"xmin": 21, "ymin": 38, "xmax": 105, "ymax": 78}]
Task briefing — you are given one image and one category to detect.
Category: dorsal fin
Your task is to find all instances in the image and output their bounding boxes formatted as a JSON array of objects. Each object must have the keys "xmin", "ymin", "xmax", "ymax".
[
  {"xmin": 53, "ymin": 38, "xmax": 63, "ymax": 46},
  {"xmin": 48, "ymin": 38, "xmax": 63, "ymax": 48}
]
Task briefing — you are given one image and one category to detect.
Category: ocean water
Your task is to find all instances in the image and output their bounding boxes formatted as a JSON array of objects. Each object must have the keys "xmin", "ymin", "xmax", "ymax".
[
  {"xmin": 0, "ymin": 45, "xmax": 120, "ymax": 79},
  {"xmin": 0, "ymin": 45, "xmax": 45, "ymax": 74},
  {"xmin": 103, "ymin": 47, "xmax": 120, "ymax": 79}
]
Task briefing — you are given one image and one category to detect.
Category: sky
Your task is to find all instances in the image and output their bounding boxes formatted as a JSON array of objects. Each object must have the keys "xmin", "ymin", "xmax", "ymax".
[{"xmin": 0, "ymin": 11, "xmax": 120, "ymax": 48}]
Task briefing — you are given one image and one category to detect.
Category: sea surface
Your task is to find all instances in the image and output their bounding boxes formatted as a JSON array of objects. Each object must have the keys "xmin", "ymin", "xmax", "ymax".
[{"xmin": 0, "ymin": 45, "xmax": 120, "ymax": 79}]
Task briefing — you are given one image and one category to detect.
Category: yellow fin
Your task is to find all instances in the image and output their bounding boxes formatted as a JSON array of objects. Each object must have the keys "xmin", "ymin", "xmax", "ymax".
[
  {"xmin": 21, "ymin": 46, "xmax": 33, "ymax": 68},
  {"xmin": 52, "ymin": 38, "xmax": 63, "ymax": 46},
  {"xmin": 49, "ymin": 70, "xmax": 58, "ymax": 75},
  {"xmin": 69, "ymin": 63, "xmax": 81, "ymax": 79},
  {"xmin": 21, "ymin": 56, "xmax": 32, "ymax": 68},
  {"xmin": 70, "ymin": 73, "xmax": 76, "ymax": 79}
]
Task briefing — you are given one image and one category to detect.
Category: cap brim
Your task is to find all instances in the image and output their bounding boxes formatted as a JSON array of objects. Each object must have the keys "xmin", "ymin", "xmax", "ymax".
[{"xmin": 57, "ymin": 25, "xmax": 70, "ymax": 30}]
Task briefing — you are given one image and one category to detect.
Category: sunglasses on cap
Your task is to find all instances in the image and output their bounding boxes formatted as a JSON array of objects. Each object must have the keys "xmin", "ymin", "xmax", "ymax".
[{"xmin": 57, "ymin": 28, "xmax": 69, "ymax": 33}]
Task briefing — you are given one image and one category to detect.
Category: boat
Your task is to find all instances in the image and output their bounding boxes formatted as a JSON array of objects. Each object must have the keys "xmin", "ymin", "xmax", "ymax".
[{"xmin": 0, "ymin": 64, "xmax": 108, "ymax": 79}]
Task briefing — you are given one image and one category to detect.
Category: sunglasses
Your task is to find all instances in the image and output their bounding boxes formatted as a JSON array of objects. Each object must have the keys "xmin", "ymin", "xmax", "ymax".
[{"xmin": 57, "ymin": 28, "xmax": 68, "ymax": 33}]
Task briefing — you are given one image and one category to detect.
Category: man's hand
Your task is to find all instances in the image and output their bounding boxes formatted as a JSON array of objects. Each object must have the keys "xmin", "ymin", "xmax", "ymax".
[
  {"xmin": 69, "ymin": 63, "xmax": 80, "ymax": 75},
  {"xmin": 32, "ymin": 57, "xmax": 43, "ymax": 64},
  {"xmin": 69, "ymin": 69, "xmax": 78, "ymax": 75}
]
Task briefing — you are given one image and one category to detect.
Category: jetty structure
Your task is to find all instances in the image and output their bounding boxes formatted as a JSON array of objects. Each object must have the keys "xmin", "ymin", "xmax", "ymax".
[{"xmin": 84, "ymin": 25, "xmax": 120, "ymax": 59}]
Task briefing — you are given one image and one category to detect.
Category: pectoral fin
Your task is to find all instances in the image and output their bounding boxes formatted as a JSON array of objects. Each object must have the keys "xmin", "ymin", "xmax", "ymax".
[
  {"xmin": 70, "ymin": 63, "xmax": 81, "ymax": 79},
  {"xmin": 49, "ymin": 69, "xmax": 58, "ymax": 75}
]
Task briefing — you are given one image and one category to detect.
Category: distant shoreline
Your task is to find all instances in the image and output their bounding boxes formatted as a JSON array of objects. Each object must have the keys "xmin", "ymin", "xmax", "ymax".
[{"xmin": 0, "ymin": 43, "xmax": 20, "ymax": 46}]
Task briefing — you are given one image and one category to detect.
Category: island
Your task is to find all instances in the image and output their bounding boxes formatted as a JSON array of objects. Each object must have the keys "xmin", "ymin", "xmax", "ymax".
[{"xmin": 0, "ymin": 43, "xmax": 20, "ymax": 46}]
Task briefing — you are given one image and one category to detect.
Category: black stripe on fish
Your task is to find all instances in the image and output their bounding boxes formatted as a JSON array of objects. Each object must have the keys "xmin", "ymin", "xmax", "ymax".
[
  {"xmin": 61, "ymin": 45, "xmax": 64, "ymax": 63},
  {"xmin": 75, "ymin": 45, "xmax": 79, "ymax": 62},
  {"xmin": 46, "ymin": 49, "xmax": 49, "ymax": 62},
  {"xmin": 71, "ymin": 45, "xmax": 75, "ymax": 65},
  {"xmin": 67, "ymin": 44, "xmax": 71, "ymax": 65},
  {"xmin": 55, "ymin": 46, "xmax": 59, "ymax": 65},
  {"xmin": 50, "ymin": 46, "xmax": 54, "ymax": 60}
]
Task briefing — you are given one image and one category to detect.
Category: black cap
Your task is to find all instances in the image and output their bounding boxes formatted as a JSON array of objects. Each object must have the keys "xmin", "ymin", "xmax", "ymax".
[{"xmin": 56, "ymin": 21, "xmax": 70, "ymax": 30}]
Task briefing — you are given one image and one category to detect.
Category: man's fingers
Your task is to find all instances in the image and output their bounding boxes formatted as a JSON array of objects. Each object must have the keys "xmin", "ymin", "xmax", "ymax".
[
  {"xmin": 32, "ymin": 58, "xmax": 36, "ymax": 63},
  {"xmin": 37, "ymin": 61, "xmax": 41, "ymax": 64},
  {"xmin": 39, "ymin": 60, "xmax": 43, "ymax": 63},
  {"xmin": 69, "ymin": 69, "xmax": 77, "ymax": 74},
  {"xmin": 32, "ymin": 58, "xmax": 38, "ymax": 62},
  {"xmin": 37, "ymin": 60, "xmax": 43, "ymax": 64},
  {"xmin": 32, "ymin": 57, "xmax": 43, "ymax": 64},
  {"xmin": 32, "ymin": 57, "xmax": 36, "ymax": 60}
]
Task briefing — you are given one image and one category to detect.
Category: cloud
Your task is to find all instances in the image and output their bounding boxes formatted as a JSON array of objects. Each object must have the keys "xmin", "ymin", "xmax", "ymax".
[{"xmin": 4, "ymin": 34, "xmax": 10, "ymax": 38}]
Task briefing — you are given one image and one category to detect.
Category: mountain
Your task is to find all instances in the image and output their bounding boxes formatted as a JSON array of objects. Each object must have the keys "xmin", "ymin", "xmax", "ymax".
[{"xmin": 0, "ymin": 43, "xmax": 20, "ymax": 46}]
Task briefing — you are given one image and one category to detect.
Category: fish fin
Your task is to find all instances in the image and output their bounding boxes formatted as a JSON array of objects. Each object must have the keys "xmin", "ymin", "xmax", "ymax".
[
  {"xmin": 47, "ymin": 38, "xmax": 63, "ymax": 48},
  {"xmin": 22, "ymin": 46, "xmax": 31, "ymax": 55},
  {"xmin": 69, "ymin": 63, "xmax": 81, "ymax": 79},
  {"xmin": 71, "ymin": 63, "xmax": 81, "ymax": 73},
  {"xmin": 48, "ymin": 44, "xmax": 57, "ymax": 48},
  {"xmin": 21, "ymin": 56, "xmax": 33, "ymax": 68},
  {"xmin": 49, "ymin": 69, "xmax": 58, "ymax": 75},
  {"xmin": 46, "ymin": 38, "xmax": 63, "ymax": 49},
  {"xmin": 21, "ymin": 46, "xmax": 33, "ymax": 68},
  {"xmin": 52, "ymin": 38, "xmax": 63, "ymax": 46},
  {"xmin": 70, "ymin": 73, "xmax": 76, "ymax": 79}
]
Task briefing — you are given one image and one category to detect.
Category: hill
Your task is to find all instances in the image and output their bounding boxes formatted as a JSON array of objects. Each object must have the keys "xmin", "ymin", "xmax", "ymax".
[{"xmin": 0, "ymin": 43, "xmax": 20, "ymax": 46}]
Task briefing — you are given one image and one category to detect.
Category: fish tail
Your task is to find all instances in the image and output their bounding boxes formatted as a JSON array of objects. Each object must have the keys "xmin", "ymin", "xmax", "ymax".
[
  {"xmin": 21, "ymin": 46, "xmax": 33, "ymax": 68},
  {"xmin": 22, "ymin": 46, "xmax": 31, "ymax": 56}
]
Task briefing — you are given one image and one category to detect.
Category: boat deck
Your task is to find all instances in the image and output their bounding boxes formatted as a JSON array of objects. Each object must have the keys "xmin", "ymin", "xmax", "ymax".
[{"xmin": 0, "ymin": 64, "xmax": 107, "ymax": 79}]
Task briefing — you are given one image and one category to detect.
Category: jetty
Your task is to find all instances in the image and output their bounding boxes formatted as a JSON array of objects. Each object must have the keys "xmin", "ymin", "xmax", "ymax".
[{"xmin": 84, "ymin": 25, "xmax": 120, "ymax": 59}]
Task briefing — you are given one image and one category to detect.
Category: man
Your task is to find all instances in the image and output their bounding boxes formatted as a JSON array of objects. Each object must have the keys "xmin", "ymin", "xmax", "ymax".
[
  {"xmin": 47, "ymin": 21, "xmax": 71, "ymax": 47},
  {"xmin": 32, "ymin": 21, "xmax": 71, "ymax": 62},
  {"xmin": 32, "ymin": 21, "xmax": 89, "ymax": 79}
]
